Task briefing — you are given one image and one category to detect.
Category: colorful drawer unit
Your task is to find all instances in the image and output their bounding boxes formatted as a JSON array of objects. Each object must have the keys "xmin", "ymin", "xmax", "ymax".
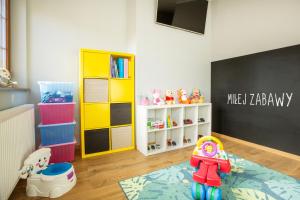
[
  {"xmin": 38, "ymin": 103, "xmax": 75, "ymax": 125},
  {"xmin": 80, "ymin": 49, "xmax": 135, "ymax": 158},
  {"xmin": 38, "ymin": 122, "xmax": 76, "ymax": 146}
]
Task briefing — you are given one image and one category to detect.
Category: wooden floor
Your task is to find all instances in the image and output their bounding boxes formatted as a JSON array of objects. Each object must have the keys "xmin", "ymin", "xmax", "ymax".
[{"xmin": 10, "ymin": 137, "xmax": 300, "ymax": 200}]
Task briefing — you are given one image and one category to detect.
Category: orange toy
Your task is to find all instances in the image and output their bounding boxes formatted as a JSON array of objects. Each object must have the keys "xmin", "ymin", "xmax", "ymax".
[{"xmin": 177, "ymin": 89, "xmax": 190, "ymax": 104}]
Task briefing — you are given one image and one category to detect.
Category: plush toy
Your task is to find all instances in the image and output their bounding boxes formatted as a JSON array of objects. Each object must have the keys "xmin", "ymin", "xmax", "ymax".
[
  {"xmin": 190, "ymin": 88, "xmax": 201, "ymax": 104},
  {"xmin": 140, "ymin": 96, "xmax": 150, "ymax": 106},
  {"xmin": 177, "ymin": 89, "xmax": 190, "ymax": 104},
  {"xmin": 165, "ymin": 89, "xmax": 175, "ymax": 105},
  {"xmin": 0, "ymin": 67, "xmax": 18, "ymax": 88},
  {"xmin": 152, "ymin": 89, "xmax": 165, "ymax": 105}
]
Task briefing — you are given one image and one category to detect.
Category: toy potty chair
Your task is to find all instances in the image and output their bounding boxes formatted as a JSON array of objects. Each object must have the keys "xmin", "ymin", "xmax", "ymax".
[
  {"xmin": 20, "ymin": 148, "xmax": 76, "ymax": 198},
  {"xmin": 190, "ymin": 136, "xmax": 231, "ymax": 200}
]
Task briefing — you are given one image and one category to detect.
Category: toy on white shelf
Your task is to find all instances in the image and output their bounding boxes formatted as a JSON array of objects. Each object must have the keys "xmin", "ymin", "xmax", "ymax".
[
  {"xmin": 177, "ymin": 89, "xmax": 190, "ymax": 104},
  {"xmin": 20, "ymin": 148, "xmax": 76, "ymax": 198},
  {"xmin": 190, "ymin": 88, "xmax": 201, "ymax": 104},
  {"xmin": 166, "ymin": 115, "xmax": 172, "ymax": 128},
  {"xmin": 147, "ymin": 118, "xmax": 164, "ymax": 130},
  {"xmin": 140, "ymin": 96, "xmax": 150, "ymax": 106},
  {"xmin": 152, "ymin": 89, "xmax": 165, "ymax": 105},
  {"xmin": 165, "ymin": 89, "xmax": 175, "ymax": 105}
]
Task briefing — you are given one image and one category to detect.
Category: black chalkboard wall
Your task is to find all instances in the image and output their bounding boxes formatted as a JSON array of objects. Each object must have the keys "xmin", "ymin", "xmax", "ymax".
[{"xmin": 211, "ymin": 44, "xmax": 300, "ymax": 155}]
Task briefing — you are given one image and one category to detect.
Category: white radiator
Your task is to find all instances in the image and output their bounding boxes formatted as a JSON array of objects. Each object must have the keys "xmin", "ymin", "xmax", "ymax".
[{"xmin": 0, "ymin": 104, "xmax": 35, "ymax": 200}]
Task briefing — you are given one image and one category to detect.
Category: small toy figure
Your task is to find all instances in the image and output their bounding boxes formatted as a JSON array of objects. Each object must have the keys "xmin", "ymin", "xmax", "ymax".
[
  {"xmin": 198, "ymin": 118, "xmax": 205, "ymax": 123},
  {"xmin": 167, "ymin": 139, "xmax": 172, "ymax": 146},
  {"xmin": 147, "ymin": 142, "xmax": 161, "ymax": 151},
  {"xmin": 152, "ymin": 89, "xmax": 165, "ymax": 105},
  {"xmin": 140, "ymin": 96, "xmax": 150, "ymax": 106},
  {"xmin": 184, "ymin": 119, "xmax": 193, "ymax": 125},
  {"xmin": 165, "ymin": 89, "xmax": 175, "ymax": 105},
  {"xmin": 166, "ymin": 115, "xmax": 173, "ymax": 128},
  {"xmin": 172, "ymin": 121, "xmax": 178, "ymax": 127},
  {"xmin": 177, "ymin": 89, "xmax": 190, "ymax": 104},
  {"xmin": 183, "ymin": 136, "xmax": 192, "ymax": 144},
  {"xmin": 167, "ymin": 139, "xmax": 177, "ymax": 147},
  {"xmin": 153, "ymin": 120, "xmax": 164, "ymax": 129},
  {"xmin": 190, "ymin": 88, "xmax": 201, "ymax": 104},
  {"xmin": 183, "ymin": 136, "xmax": 188, "ymax": 144},
  {"xmin": 190, "ymin": 136, "xmax": 231, "ymax": 200},
  {"xmin": 148, "ymin": 119, "xmax": 164, "ymax": 130}
]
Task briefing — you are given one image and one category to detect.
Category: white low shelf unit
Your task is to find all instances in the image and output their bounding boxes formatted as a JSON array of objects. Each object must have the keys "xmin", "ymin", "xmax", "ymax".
[{"xmin": 136, "ymin": 103, "xmax": 212, "ymax": 156}]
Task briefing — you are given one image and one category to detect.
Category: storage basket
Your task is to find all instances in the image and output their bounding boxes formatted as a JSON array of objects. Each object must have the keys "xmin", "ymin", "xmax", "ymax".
[
  {"xmin": 38, "ymin": 102, "xmax": 75, "ymax": 125},
  {"xmin": 41, "ymin": 140, "xmax": 76, "ymax": 163},
  {"xmin": 38, "ymin": 81, "xmax": 74, "ymax": 103},
  {"xmin": 38, "ymin": 121, "xmax": 76, "ymax": 145}
]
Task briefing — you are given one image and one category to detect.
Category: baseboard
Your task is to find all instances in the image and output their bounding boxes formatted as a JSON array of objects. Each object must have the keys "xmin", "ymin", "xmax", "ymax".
[{"xmin": 212, "ymin": 132, "xmax": 300, "ymax": 162}]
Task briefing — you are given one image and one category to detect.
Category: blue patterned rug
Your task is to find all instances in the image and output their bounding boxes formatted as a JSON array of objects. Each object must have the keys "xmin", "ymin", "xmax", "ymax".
[{"xmin": 119, "ymin": 154, "xmax": 300, "ymax": 200}]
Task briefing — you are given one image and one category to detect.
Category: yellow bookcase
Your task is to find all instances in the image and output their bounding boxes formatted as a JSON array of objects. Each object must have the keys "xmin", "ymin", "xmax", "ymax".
[{"xmin": 79, "ymin": 49, "xmax": 135, "ymax": 158}]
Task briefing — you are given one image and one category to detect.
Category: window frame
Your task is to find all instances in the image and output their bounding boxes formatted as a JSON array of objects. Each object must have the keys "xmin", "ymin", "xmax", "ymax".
[
  {"xmin": 1, "ymin": 0, "xmax": 10, "ymax": 71},
  {"xmin": 5, "ymin": 0, "xmax": 10, "ymax": 71}
]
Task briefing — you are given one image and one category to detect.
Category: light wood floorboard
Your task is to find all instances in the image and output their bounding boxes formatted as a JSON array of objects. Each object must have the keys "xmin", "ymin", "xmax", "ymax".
[{"xmin": 10, "ymin": 137, "xmax": 300, "ymax": 200}]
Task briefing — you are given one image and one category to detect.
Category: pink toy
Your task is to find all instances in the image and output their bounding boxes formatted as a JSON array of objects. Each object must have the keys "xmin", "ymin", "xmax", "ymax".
[
  {"xmin": 140, "ymin": 96, "xmax": 150, "ymax": 106},
  {"xmin": 152, "ymin": 89, "xmax": 165, "ymax": 105}
]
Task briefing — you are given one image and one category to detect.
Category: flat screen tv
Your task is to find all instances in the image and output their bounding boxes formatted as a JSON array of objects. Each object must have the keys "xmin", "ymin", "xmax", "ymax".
[{"xmin": 156, "ymin": 0, "xmax": 208, "ymax": 34}]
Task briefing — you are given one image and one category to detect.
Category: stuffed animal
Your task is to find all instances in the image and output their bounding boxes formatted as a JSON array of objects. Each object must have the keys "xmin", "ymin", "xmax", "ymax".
[
  {"xmin": 165, "ymin": 89, "xmax": 175, "ymax": 105},
  {"xmin": 152, "ymin": 89, "xmax": 165, "ymax": 105},
  {"xmin": 177, "ymin": 89, "xmax": 190, "ymax": 104},
  {"xmin": 190, "ymin": 88, "xmax": 201, "ymax": 104},
  {"xmin": 0, "ymin": 67, "xmax": 17, "ymax": 87},
  {"xmin": 140, "ymin": 96, "xmax": 150, "ymax": 106}
]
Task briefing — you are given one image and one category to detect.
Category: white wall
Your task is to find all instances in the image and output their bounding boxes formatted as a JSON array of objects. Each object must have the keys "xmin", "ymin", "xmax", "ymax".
[
  {"xmin": 11, "ymin": 0, "xmax": 212, "ymax": 143},
  {"xmin": 126, "ymin": 0, "xmax": 137, "ymax": 53},
  {"xmin": 211, "ymin": 0, "xmax": 300, "ymax": 61},
  {"xmin": 134, "ymin": 0, "xmax": 212, "ymax": 101},
  {"xmin": 27, "ymin": 0, "xmax": 128, "ymax": 103},
  {"xmin": 23, "ymin": 0, "xmax": 129, "ymax": 139},
  {"xmin": 13, "ymin": 0, "xmax": 212, "ymax": 105}
]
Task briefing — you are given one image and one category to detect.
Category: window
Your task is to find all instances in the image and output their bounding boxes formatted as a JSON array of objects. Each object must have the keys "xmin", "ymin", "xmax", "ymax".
[{"xmin": 0, "ymin": 0, "xmax": 10, "ymax": 71}]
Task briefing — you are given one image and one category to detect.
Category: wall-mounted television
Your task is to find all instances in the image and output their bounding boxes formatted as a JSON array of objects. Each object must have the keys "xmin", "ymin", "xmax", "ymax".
[{"xmin": 156, "ymin": 0, "xmax": 208, "ymax": 34}]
